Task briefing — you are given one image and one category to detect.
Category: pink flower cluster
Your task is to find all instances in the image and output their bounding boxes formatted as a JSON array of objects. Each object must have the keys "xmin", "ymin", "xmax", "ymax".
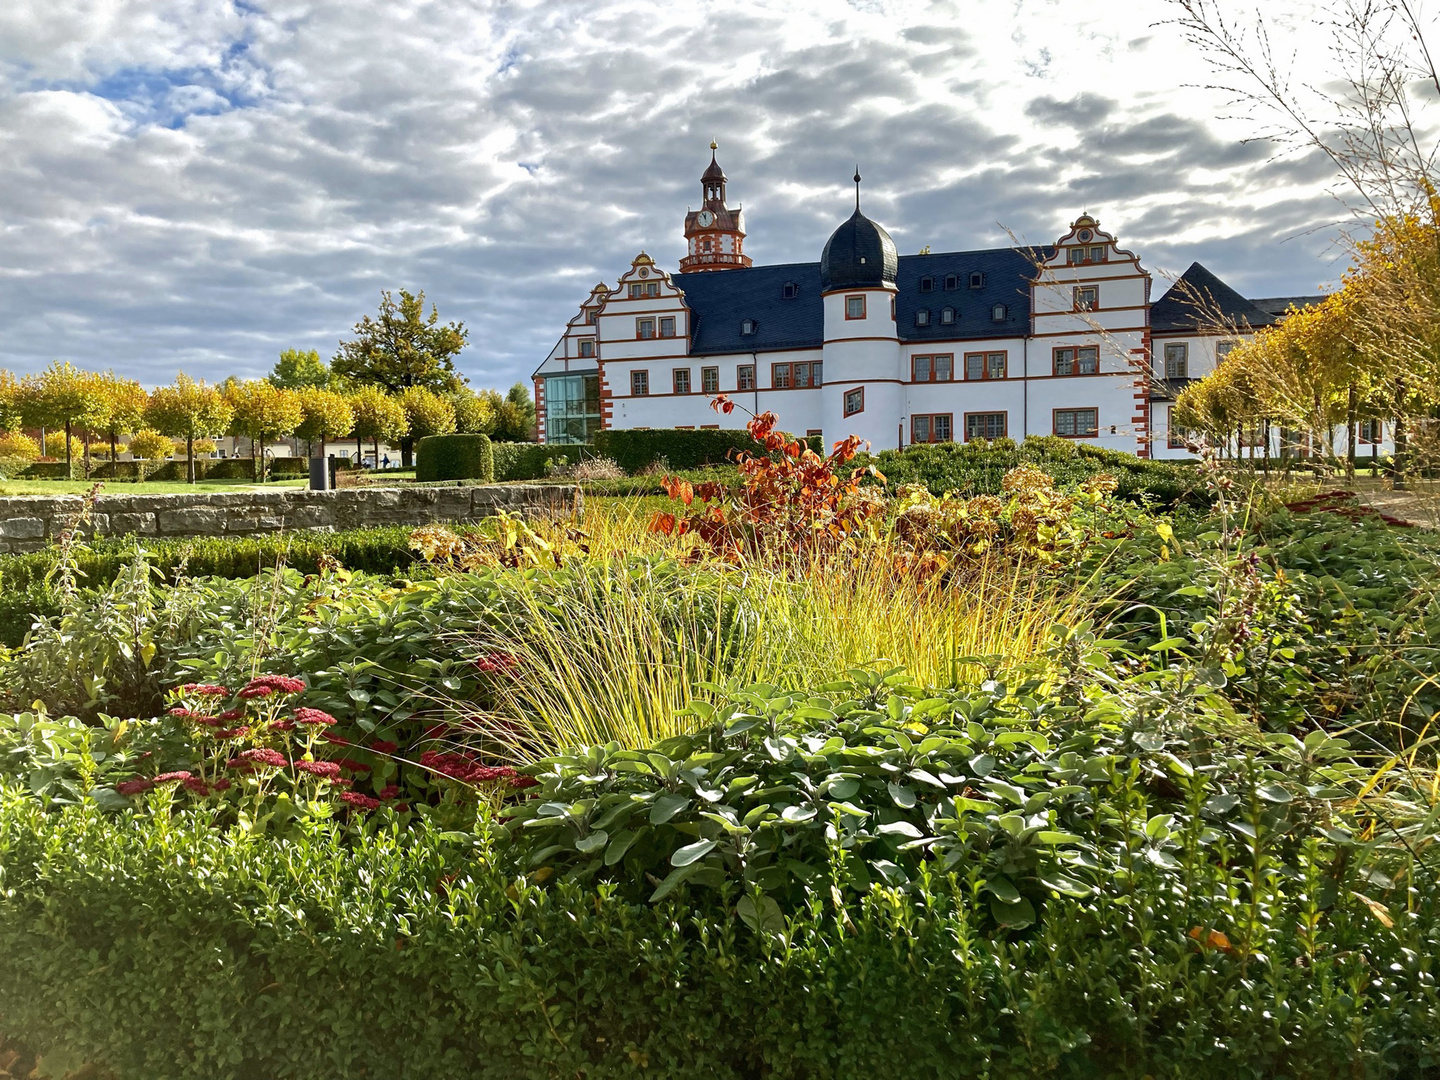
[
  {"xmin": 294, "ymin": 707, "xmax": 337, "ymax": 727},
  {"xmin": 239, "ymin": 675, "xmax": 307, "ymax": 699},
  {"xmin": 181, "ymin": 683, "xmax": 230, "ymax": 697},
  {"xmin": 295, "ymin": 760, "xmax": 342, "ymax": 780},
  {"xmin": 231, "ymin": 748, "xmax": 287, "ymax": 769},
  {"xmin": 474, "ymin": 652, "xmax": 522, "ymax": 674},
  {"xmin": 418, "ymin": 750, "xmax": 537, "ymax": 789},
  {"xmin": 370, "ymin": 739, "xmax": 399, "ymax": 755},
  {"xmin": 339, "ymin": 791, "xmax": 382, "ymax": 810}
]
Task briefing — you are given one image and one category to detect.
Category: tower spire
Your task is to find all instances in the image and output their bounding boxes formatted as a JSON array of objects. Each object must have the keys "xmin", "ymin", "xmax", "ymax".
[{"xmin": 854, "ymin": 166, "xmax": 862, "ymax": 211}]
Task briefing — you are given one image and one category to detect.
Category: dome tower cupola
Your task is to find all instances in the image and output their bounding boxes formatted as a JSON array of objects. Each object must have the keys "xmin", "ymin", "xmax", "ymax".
[
  {"xmin": 820, "ymin": 169, "xmax": 898, "ymax": 292},
  {"xmin": 681, "ymin": 141, "xmax": 751, "ymax": 272}
]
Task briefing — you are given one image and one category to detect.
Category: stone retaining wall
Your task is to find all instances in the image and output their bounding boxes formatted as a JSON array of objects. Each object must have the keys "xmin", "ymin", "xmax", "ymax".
[{"xmin": 0, "ymin": 485, "xmax": 578, "ymax": 553}]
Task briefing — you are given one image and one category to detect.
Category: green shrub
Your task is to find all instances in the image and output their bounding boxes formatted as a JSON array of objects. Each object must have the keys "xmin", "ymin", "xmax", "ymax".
[
  {"xmin": 19, "ymin": 461, "xmax": 75, "ymax": 480},
  {"xmin": 415, "ymin": 433, "xmax": 494, "ymax": 483},
  {"xmin": 491, "ymin": 441, "xmax": 576, "ymax": 481},
  {"xmin": 0, "ymin": 669, "xmax": 1436, "ymax": 1079}
]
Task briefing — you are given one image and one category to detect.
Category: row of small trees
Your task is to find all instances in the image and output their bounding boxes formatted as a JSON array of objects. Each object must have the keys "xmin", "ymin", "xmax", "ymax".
[
  {"xmin": 1173, "ymin": 212, "xmax": 1439, "ymax": 482},
  {"xmin": 0, "ymin": 289, "xmax": 536, "ymax": 482}
]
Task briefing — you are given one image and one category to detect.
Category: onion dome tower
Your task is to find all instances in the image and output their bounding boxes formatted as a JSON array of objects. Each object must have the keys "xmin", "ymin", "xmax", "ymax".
[
  {"xmin": 681, "ymin": 142, "xmax": 751, "ymax": 272},
  {"xmin": 820, "ymin": 168, "xmax": 898, "ymax": 292}
]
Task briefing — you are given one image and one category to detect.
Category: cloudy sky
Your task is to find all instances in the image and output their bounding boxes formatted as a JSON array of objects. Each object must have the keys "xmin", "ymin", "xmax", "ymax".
[{"xmin": 0, "ymin": 0, "xmax": 1397, "ymax": 389}]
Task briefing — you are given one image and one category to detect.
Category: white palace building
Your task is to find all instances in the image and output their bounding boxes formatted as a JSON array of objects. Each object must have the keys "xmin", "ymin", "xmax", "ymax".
[{"xmin": 534, "ymin": 146, "xmax": 1338, "ymax": 459}]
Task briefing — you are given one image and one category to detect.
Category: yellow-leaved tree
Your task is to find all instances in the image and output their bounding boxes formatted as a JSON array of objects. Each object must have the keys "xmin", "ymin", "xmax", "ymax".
[{"xmin": 145, "ymin": 373, "xmax": 234, "ymax": 484}]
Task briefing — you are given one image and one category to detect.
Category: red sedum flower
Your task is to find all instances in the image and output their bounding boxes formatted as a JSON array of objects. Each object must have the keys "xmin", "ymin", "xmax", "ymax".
[
  {"xmin": 295, "ymin": 759, "xmax": 342, "ymax": 780},
  {"xmin": 339, "ymin": 791, "xmax": 382, "ymax": 810},
  {"xmin": 180, "ymin": 683, "xmax": 230, "ymax": 697},
  {"xmin": 294, "ymin": 707, "xmax": 337, "ymax": 727},
  {"xmin": 115, "ymin": 778, "xmax": 154, "ymax": 796},
  {"xmin": 235, "ymin": 748, "xmax": 287, "ymax": 769}
]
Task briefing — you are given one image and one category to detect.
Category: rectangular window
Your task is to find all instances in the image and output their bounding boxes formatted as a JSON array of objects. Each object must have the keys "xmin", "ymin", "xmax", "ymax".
[
  {"xmin": 964, "ymin": 351, "xmax": 1006, "ymax": 380},
  {"xmin": 913, "ymin": 355, "xmax": 931, "ymax": 382},
  {"xmin": 578, "ymin": 339, "xmax": 595, "ymax": 358},
  {"xmin": 1074, "ymin": 285, "xmax": 1098, "ymax": 311},
  {"xmin": 673, "ymin": 368, "xmax": 691, "ymax": 394},
  {"xmin": 1067, "ymin": 247, "xmax": 1085, "ymax": 265},
  {"xmin": 1091, "ymin": 246, "xmax": 1106, "ymax": 262},
  {"xmin": 1164, "ymin": 342, "xmax": 1188, "ymax": 379},
  {"xmin": 912, "ymin": 414, "xmax": 953, "ymax": 444},
  {"xmin": 806, "ymin": 428, "xmax": 823, "ymax": 438},
  {"xmin": 647, "ymin": 281, "xmax": 660, "ymax": 297},
  {"xmin": 845, "ymin": 295, "xmax": 866, "ymax": 320},
  {"xmin": 1168, "ymin": 408, "xmax": 1188, "ymax": 449},
  {"xmin": 965, "ymin": 412, "xmax": 1007, "ymax": 441},
  {"xmin": 1053, "ymin": 346, "xmax": 1098, "ymax": 376},
  {"xmin": 737, "ymin": 364, "xmax": 755, "ymax": 391},
  {"xmin": 1360, "ymin": 419, "xmax": 1383, "ymax": 443},
  {"xmin": 1055, "ymin": 408, "xmax": 1099, "ymax": 437},
  {"xmin": 628, "ymin": 283, "xmax": 642, "ymax": 299},
  {"xmin": 636, "ymin": 317, "xmax": 655, "ymax": 339},
  {"xmin": 1216, "ymin": 339, "xmax": 1239, "ymax": 362},
  {"xmin": 793, "ymin": 362, "xmax": 819, "ymax": 388},
  {"xmin": 934, "ymin": 354, "xmax": 952, "ymax": 381},
  {"xmin": 772, "ymin": 363, "xmax": 792, "ymax": 389},
  {"xmin": 701, "ymin": 366, "xmax": 719, "ymax": 394},
  {"xmin": 542, "ymin": 373, "xmax": 603, "ymax": 444},
  {"xmin": 659, "ymin": 316, "xmax": 676, "ymax": 338},
  {"xmin": 630, "ymin": 370, "xmax": 649, "ymax": 396},
  {"xmin": 585, "ymin": 310, "xmax": 597, "ymax": 324},
  {"xmin": 812, "ymin": 362, "xmax": 823, "ymax": 386},
  {"xmin": 844, "ymin": 386, "xmax": 864, "ymax": 416}
]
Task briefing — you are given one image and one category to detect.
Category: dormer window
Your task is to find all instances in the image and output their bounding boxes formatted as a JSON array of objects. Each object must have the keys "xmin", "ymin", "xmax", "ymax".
[
  {"xmin": 940, "ymin": 307, "xmax": 955, "ymax": 325},
  {"xmin": 740, "ymin": 318, "xmax": 756, "ymax": 335},
  {"xmin": 782, "ymin": 281, "xmax": 798, "ymax": 299},
  {"xmin": 991, "ymin": 304, "xmax": 1007, "ymax": 322},
  {"xmin": 915, "ymin": 309, "xmax": 930, "ymax": 327},
  {"xmin": 944, "ymin": 274, "xmax": 958, "ymax": 290},
  {"xmin": 969, "ymin": 272, "xmax": 985, "ymax": 289},
  {"xmin": 919, "ymin": 276, "xmax": 934, "ymax": 293}
]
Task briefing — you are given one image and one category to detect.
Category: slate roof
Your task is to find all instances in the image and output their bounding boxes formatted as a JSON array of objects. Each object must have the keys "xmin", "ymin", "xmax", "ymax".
[
  {"xmin": 674, "ymin": 247, "xmax": 1038, "ymax": 356},
  {"xmin": 1150, "ymin": 262, "xmax": 1276, "ymax": 333},
  {"xmin": 1250, "ymin": 295, "xmax": 1327, "ymax": 318},
  {"xmin": 820, "ymin": 208, "xmax": 899, "ymax": 291}
]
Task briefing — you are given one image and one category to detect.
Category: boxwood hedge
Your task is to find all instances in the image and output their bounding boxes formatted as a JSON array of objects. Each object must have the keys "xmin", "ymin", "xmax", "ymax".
[{"xmin": 415, "ymin": 434, "xmax": 494, "ymax": 483}]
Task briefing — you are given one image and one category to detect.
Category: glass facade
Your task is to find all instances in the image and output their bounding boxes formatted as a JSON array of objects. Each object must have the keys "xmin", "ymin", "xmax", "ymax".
[{"xmin": 544, "ymin": 373, "xmax": 602, "ymax": 444}]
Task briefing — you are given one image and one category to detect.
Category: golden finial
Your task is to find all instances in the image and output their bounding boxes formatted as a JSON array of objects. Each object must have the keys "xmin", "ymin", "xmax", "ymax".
[{"xmin": 710, "ymin": 140, "xmax": 718, "ymax": 151}]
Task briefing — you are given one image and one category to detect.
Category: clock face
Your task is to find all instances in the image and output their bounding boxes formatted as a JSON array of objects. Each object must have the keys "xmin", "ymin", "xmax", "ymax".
[{"xmin": 697, "ymin": 210, "xmax": 714, "ymax": 227}]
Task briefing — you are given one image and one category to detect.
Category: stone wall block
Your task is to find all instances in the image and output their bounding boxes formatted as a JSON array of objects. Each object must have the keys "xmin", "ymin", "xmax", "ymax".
[
  {"xmin": 156, "ymin": 508, "xmax": 227, "ymax": 534},
  {"xmin": 0, "ymin": 517, "xmax": 46, "ymax": 539},
  {"xmin": 107, "ymin": 513, "xmax": 158, "ymax": 536}
]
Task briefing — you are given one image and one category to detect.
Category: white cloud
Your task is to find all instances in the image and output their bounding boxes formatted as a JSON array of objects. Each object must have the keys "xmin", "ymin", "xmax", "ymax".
[{"xmin": 0, "ymin": 0, "xmax": 1413, "ymax": 388}]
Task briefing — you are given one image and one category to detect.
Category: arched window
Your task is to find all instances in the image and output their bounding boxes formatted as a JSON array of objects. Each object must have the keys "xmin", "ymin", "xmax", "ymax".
[
  {"xmin": 741, "ymin": 318, "xmax": 756, "ymax": 335},
  {"xmin": 782, "ymin": 281, "xmax": 798, "ymax": 299}
]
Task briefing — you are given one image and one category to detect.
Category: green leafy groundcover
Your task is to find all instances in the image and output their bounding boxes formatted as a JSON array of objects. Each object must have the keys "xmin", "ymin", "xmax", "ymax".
[{"xmin": 1, "ymin": 674, "xmax": 1438, "ymax": 1079}]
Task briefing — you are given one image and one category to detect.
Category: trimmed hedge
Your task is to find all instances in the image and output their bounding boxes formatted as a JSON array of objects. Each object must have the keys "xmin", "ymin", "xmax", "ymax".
[
  {"xmin": 19, "ymin": 457, "xmax": 342, "ymax": 482},
  {"xmin": 491, "ymin": 442, "xmax": 578, "ymax": 481},
  {"xmin": 0, "ymin": 801, "xmax": 1436, "ymax": 1080},
  {"xmin": 871, "ymin": 436, "xmax": 1207, "ymax": 505},
  {"xmin": 415, "ymin": 434, "xmax": 494, "ymax": 483},
  {"xmin": 593, "ymin": 429, "xmax": 824, "ymax": 473}
]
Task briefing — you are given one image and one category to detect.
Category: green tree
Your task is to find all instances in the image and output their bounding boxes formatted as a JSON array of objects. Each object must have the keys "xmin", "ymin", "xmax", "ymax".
[
  {"xmin": 126, "ymin": 429, "xmax": 173, "ymax": 464},
  {"xmin": 20, "ymin": 361, "xmax": 104, "ymax": 475},
  {"xmin": 332, "ymin": 290, "xmax": 469, "ymax": 397},
  {"xmin": 145, "ymin": 373, "xmax": 234, "ymax": 484},
  {"xmin": 294, "ymin": 387, "xmax": 355, "ymax": 460},
  {"xmin": 505, "ymin": 382, "xmax": 536, "ymax": 438},
  {"xmin": 396, "ymin": 386, "xmax": 456, "ymax": 466},
  {"xmin": 450, "ymin": 388, "xmax": 496, "ymax": 434},
  {"xmin": 0, "ymin": 370, "xmax": 22, "ymax": 432},
  {"xmin": 225, "ymin": 380, "xmax": 303, "ymax": 482},
  {"xmin": 269, "ymin": 348, "xmax": 331, "ymax": 390},
  {"xmin": 348, "ymin": 385, "xmax": 408, "ymax": 466}
]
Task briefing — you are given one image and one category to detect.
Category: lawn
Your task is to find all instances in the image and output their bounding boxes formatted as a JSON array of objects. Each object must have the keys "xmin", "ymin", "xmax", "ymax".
[{"xmin": 0, "ymin": 432, "xmax": 1436, "ymax": 1079}]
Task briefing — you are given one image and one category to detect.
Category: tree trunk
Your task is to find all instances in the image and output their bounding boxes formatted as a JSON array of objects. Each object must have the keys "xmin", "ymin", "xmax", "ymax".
[
  {"xmin": 64, "ymin": 419, "xmax": 73, "ymax": 477},
  {"xmin": 1262, "ymin": 419, "xmax": 1270, "ymax": 479},
  {"xmin": 1345, "ymin": 384, "xmax": 1357, "ymax": 484},
  {"xmin": 252, "ymin": 436, "xmax": 260, "ymax": 483},
  {"xmin": 187, "ymin": 433, "xmax": 196, "ymax": 484},
  {"xmin": 401, "ymin": 437, "xmax": 414, "ymax": 468}
]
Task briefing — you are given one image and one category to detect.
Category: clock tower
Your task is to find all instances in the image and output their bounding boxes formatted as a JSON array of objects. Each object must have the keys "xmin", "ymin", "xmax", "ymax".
[{"xmin": 680, "ymin": 143, "xmax": 752, "ymax": 272}]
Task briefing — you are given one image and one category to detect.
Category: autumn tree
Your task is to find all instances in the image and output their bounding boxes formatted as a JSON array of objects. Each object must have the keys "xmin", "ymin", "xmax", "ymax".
[
  {"xmin": 348, "ymin": 385, "xmax": 408, "ymax": 466},
  {"xmin": 450, "ymin": 388, "xmax": 496, "ymax": 435},
  {"xmin": 92, "ymin": 373, "xmax": 149, "ymax": 469},
  {"xmin": 0, "ymin": 370, "xmax": 22, "ymax": 432},
  {"xmin": 225, "ymin": 380, "xmax": 303, "ymax": 482},
  {"xmin": 20, "ymin": 361, "xmax": 104, "ymax": 475},
  {"xmin": 269, "ymin": 348, "xmax": 331, "ymax": 390},
  {"xmin": 145, "ymin": 373, "xmax": 234, "ymax": 484},
  {"xmin": 332, "ymin": 290, "xmax": 469, "ymax": 396},
  {"xmin": 127, "ymin": 429, "xmax": 173, "ymax": 465},
  {"xmin": 396, "ymin": 386, "xmax": 456, "ymax": 465},
  {"xmin": 294, "ymin": 387, "xmax": 355, "ymax": 460}
]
